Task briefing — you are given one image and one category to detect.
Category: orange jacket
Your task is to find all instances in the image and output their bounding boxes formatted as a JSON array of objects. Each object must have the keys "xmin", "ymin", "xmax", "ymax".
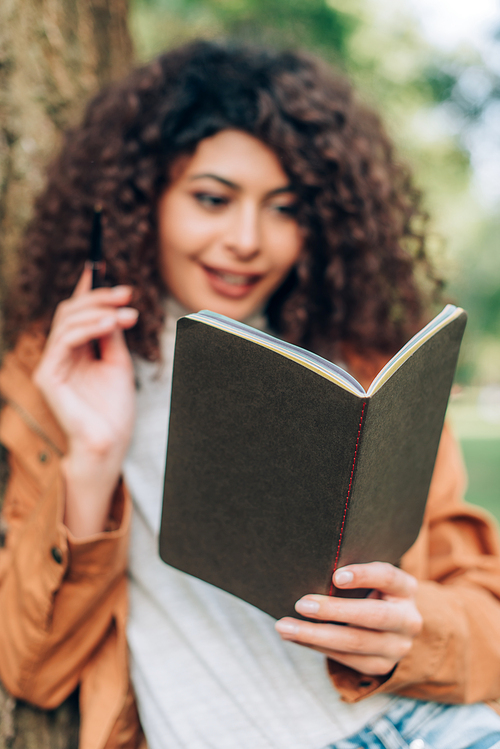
[{"xmin": 1, "ymin": 330, "xmax": 500, "ymax": 749}]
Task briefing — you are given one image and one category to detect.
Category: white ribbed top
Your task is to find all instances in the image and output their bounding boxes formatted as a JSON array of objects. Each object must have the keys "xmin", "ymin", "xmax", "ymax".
[{"xmin": 124, "ymin": 299, "xmax": 391, "ymax": 749}]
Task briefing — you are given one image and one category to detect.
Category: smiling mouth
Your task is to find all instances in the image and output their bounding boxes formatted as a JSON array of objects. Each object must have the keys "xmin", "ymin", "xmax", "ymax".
[
  {"xmin": 203, "ymin": 266, "xmax": 262, "ymax": 286},
  {"xmin": 202, "ymin": 265, "xmax": 263, "ymax": 298}
]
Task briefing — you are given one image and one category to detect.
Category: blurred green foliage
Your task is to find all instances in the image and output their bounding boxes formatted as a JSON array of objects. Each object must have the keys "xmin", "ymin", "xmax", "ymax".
[
  {"xmin": 179, "ymin": 0, "xmax": 359, "ymax": 58},
  {"xmin": 447, "ymin": 390, "xmax": 500, "ymax": 518},
  {"xmin": 129, "ymin": 0, "xmax": 358, "ymax": 64},
  {"xmin": 451, "ymin": 216, "xmax": 500, "ymax": 385},
  {"xmin": 460, "ymin": 439, "xmax": 500, "ymax": 522}
]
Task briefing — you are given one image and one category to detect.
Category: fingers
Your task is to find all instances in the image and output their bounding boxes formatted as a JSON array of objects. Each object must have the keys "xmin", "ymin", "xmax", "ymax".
[
  {"xmin": 333, "ymin": 562, "xmax": 418, "ymax": 600},
  {"xmin": 99, "ymin": 320, "xmax": 137, "ymax": 365},
  {"xmin": 35, "ymin": 302, "xmax": 138, "ymax": 391},
  {"xmin": 51, "ymin": 307, "xmax": 138, "ymax": 351},
  {"xmin": 54, "ymin": 285, "xmax": 134, "ymax": 324},
  {"xmin": 275, "ymin": 617, "xmax": 414, "ymax": 674},
  {"xmin": 73, "ymin": 265, "xmax": 93, "ymax": 297},
  {"xmin": 49, "ymin": 286, "xmax": 136, "ymax": 348},
  {"xmin": 293, "ymin": 594, "xmax": 422, "ymax": 636},
  {"xmin": 299, "ymin": 645, "xmax": 403, "ymax": 677},
  {"xmin": 72, "ymin": 263, "xmax": 109, "ymax": 298},
  {"xmin": 274, "ymin": 562, "xmax": 422, "ymax": 677}
]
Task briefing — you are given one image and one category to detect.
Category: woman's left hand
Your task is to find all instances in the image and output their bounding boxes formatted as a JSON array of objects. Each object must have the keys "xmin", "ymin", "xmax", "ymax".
[{"xmin": 275, "ymin": 562, "xmax": 422, "ymax": 676}]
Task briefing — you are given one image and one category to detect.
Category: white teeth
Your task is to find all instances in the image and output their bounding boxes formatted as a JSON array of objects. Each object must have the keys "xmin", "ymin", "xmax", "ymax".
[{"xmin": 215, "ymin": 271, "xmax": 255, "ymax": 285}]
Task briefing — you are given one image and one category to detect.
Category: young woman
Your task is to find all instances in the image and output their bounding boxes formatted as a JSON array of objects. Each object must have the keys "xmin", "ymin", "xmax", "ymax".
[{"xmin": 1, "ymin": 40, "xmax": 500, "ymax": 749}]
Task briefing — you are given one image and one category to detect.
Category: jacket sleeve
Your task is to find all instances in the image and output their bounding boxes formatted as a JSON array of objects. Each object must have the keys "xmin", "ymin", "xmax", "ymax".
[
  {"xmin": 329, "ymin": 423, "xmax": 500, "ymax": 705},
  {"xmin": 0, "ymin": 344, "xmax": 131, "ymax": 710}
]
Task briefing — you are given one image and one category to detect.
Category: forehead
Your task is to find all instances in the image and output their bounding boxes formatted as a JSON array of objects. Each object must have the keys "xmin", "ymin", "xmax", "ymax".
[{"xmin": 171, "ymin": 129, "xmax": 290, "ymax": 190}]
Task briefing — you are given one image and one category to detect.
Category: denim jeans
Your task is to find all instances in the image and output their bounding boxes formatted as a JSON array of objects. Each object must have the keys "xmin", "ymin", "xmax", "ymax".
[{"xmin": 329, "ymin": 699, "xmax": 500, "ymax": 749}]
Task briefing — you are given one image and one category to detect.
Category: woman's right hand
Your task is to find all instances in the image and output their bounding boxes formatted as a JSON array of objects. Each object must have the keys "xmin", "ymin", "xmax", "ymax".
[{"xmin": 33, "ymin": 266, "xmax": 139, "ymax": 538}]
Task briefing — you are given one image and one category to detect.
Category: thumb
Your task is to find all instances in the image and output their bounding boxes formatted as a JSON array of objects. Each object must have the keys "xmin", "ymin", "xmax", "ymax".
[
  {"xmin": 72, "ymin": 265, "xmax": 93, "ymax": 297},
  {"xmin": 98, "ymin": 325, "xmax": 133, "ymax": 367}
]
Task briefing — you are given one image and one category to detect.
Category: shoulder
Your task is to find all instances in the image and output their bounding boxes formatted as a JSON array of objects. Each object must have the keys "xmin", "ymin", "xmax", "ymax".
[
  {"xmin": 1, "ymin": 326, "xmax": 46, "ymax": 380},
  {"xmin": 0, "ymin": 328, "xmax": 66, "ymax": 458},
  {"xmin": 340, "ymin": 342, "xmax": 389, "ymax": 391},
  {"xmin": 0, "ymin": 326, "xmax": 47, "ymax": 403}
]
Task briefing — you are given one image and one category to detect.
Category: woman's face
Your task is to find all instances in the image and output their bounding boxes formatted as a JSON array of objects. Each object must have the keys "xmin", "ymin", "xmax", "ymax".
[{"xmin": 157, "ymin": 129, "xmax": 303, "ymax": 320}]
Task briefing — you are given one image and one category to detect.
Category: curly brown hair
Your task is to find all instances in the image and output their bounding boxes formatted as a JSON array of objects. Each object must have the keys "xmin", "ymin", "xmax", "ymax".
[{"xmin": 5, "ymin": 40, "xmax": 442, "ymax": 361}]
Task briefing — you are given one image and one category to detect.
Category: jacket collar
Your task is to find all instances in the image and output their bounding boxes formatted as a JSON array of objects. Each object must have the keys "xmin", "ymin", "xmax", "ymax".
[{"xmin": 0, "ymin": 330, "xmax": 67, "ymax": 455}]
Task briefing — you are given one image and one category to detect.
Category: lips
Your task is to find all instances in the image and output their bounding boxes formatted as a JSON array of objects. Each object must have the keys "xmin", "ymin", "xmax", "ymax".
[{"xmin": 202, "ymin": 265, "xmax": 263, "ymax": 299}]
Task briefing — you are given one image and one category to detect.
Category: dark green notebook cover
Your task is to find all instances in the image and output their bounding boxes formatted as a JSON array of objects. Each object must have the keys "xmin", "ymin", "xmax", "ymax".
[{"xmin": 159, "ymin": 306, "xmax": 466, "ymax": 619}]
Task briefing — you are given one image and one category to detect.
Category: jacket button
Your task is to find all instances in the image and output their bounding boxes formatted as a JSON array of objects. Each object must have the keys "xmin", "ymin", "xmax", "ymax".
[
  {"xmin": 38, "ymin": 451, "xmax": 50, "ymax": 463},
  {"xmin": 51, "ymin": 546, "xmax": 63, "ymax": 564}
]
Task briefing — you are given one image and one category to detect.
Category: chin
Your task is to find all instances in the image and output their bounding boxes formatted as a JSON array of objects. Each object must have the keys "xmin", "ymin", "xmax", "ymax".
[{"xmin": 197, "ymin": 295, "xmax": 263, "ymax": 322}]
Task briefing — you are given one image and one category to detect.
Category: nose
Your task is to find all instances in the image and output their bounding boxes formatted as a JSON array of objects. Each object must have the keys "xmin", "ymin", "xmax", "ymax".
[{"xmin": 224, "ymin": 201, "xmax": 260, "ymax": 261}]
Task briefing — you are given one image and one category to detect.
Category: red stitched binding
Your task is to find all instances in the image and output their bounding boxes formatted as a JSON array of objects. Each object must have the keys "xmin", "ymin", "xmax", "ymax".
[{"xmin": 329, "ymin": 399, "xmax": 367, "ymax": 595}]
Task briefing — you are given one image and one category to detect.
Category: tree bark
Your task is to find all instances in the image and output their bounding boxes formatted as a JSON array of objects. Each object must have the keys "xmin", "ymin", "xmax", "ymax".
[
  {"xmin": 0, "ymin": 0, "xmax": 133, "ymax": 343},
  {"xmin": 0, "ymin": 686, "xmax": 80, "ymax": 749},
  {"xmin": 0, "ymin": 1, "xmax": 133, "ymax": 745}
]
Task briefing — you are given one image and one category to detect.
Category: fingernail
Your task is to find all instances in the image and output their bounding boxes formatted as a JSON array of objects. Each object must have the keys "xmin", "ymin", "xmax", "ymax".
[
  {"xmin": 335, "ymin": 569, "xmax": 354, "ymax": 586},
  {"xmin": 116, "ymin": 307, "xmax": 139, "ymax": 322},
  {"xmin": 111, "ymin": 285, "xmax": 131, "ymax": 296},
  {"xmin": 275, "ymin": 620, "xmax": 300, "ymax": 636},
  {"xmin": 295, "ymin": 598, "xmax": 319, "ymax": 614}
]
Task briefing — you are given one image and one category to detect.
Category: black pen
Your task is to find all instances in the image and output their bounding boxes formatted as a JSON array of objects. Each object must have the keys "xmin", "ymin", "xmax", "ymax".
[
  {"xmin": 90, "ymin": 204, "xmax": 105, "ymax": 289},
  {"xmin": 90, "ymin": 205, "xmax": 105, "ymax": 357}
]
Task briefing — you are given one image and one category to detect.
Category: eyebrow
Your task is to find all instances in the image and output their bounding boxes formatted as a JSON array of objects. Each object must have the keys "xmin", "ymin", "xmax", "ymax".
[{"xmin": 189, "ymin": 173, "xmax": 295, "ymax": 197}]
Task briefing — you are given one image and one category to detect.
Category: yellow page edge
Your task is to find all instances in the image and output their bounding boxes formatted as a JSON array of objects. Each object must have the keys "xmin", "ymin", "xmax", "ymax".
[
  {"xmin": 367, "ymin": 305, "xmax": 463, "ymax": 396},
  {"xmin": 186, "ymin": 313, "xmax": 364, "ymax": 397}
]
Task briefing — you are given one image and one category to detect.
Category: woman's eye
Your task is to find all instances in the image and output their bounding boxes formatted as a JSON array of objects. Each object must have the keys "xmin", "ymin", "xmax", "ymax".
[
  {"xmin": 272, "ymin": 202, "xmax": 298, "ymax": 217},
  {"xmin": 193, "ymin": 192, "xmax": 229, "ymax": 208}
]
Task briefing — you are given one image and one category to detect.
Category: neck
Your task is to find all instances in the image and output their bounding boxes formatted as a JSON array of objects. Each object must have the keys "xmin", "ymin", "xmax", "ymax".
[{"xmin": 165, "ymin": 296, "xmax": 267, "ymax": 332}]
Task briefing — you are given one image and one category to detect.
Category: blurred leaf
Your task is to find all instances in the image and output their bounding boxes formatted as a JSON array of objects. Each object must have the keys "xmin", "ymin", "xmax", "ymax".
[{"xmin": 424, "ymin": 66, "xmax": 457, "ymax": 102}]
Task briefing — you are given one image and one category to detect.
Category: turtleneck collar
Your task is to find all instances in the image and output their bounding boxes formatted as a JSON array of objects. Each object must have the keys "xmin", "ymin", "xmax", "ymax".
[{"xmin": 164, "ymin": 296, "xmax": 268, "ymax": 334}]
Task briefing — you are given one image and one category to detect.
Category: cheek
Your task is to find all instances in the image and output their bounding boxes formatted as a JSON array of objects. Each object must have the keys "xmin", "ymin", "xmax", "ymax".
[
  {"xmin": 268, "ymin": 225, "xmax": 303, "ymax": 274},
  {"xmin": 158, "ymin": 193, "xmax": 217, "ymax": 263},
  {"xmin": 159, "ymin": 216, "xmax": 210, "ymax": 262}
]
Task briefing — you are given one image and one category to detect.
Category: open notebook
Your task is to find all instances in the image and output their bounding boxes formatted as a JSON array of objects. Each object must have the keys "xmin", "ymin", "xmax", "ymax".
[{"xmin": 159, "ymin": 305, "xmax": 466, "ymax": 619}]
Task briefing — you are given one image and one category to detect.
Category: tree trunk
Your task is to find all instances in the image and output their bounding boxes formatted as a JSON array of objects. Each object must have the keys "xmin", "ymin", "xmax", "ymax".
[
  {"xmin": 0, "ymin": 0, "xmax": 133, "ymax": 344},
  {"xmin": 0, "ymin": 1, "xmax": 133, "ymax": 745}
]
